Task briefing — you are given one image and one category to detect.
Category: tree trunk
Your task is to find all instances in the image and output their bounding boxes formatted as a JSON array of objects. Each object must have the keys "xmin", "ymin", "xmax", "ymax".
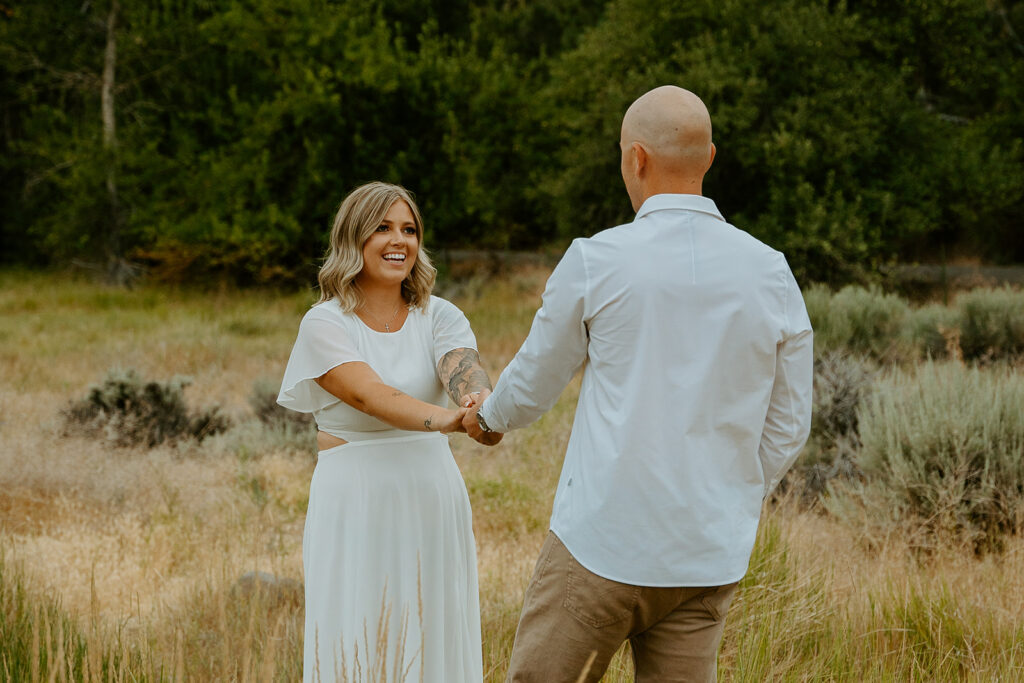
[{"xmin": 102, "ymin": 0, "xmax": 129, "ymax": 284}]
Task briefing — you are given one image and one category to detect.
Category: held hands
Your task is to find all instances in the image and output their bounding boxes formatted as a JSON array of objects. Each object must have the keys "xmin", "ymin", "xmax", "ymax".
[
  {"xmin": 432, "ymin": 406, "xmax": 469, "ymax": 434},
  {"xmin": 461, "ymin": 389, "xmax": 503, "ymax": 447}
]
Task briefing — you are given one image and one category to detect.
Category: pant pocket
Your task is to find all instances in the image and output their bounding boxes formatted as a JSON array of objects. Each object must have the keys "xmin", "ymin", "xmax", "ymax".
[
  {"xmin": 700, "ymin": 581, "xmax": 739, "ymax": 623},
  {"xmin": 562, "ymin": 556, "xmax": 640, "ymax": 629}
]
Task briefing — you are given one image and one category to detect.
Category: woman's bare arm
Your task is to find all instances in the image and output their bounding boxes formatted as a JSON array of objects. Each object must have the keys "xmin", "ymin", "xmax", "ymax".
[{"xmin": 316, "ymin": 362, "xmax": 466, "ymax": 434}]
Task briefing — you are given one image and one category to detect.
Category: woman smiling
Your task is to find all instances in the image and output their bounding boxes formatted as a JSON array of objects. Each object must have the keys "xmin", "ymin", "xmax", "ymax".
[{"xmin": 277, "ymin": 182, "xmax": 496, "ymax": 682}]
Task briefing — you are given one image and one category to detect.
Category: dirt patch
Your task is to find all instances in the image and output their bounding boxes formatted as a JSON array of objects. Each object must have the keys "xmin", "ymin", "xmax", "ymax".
[
  {"xmin": 0, "ymin": 489, "xmax": 108, "ymax": 536},
  {"xmin": 0, "ymin": 489, "xmax": 63, "ymax": 535}
]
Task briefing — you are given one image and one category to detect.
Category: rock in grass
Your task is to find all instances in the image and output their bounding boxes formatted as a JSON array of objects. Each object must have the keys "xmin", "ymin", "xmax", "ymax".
[{"xmin": 231, "ymin": 571, "xmax": 303, "ymax": 608}]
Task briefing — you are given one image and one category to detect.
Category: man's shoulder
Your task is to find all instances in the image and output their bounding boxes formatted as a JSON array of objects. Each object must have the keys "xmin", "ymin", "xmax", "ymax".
[
  {"xmin": 569, "ymin": 212, "xmax": 789, "ymax": 276},
  {"xmin": 572, "ymin": 222, "xmax": 635, "ymax": 250},
  {"xmin": 721, "ymin": 221, "xmax": 785, "ymax": 259}
]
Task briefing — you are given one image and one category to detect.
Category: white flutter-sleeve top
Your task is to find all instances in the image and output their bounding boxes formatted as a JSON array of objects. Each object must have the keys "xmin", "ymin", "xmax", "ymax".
[{"xmin": 277, "ymin": 295, "xmax": 477, "ymax": 442}]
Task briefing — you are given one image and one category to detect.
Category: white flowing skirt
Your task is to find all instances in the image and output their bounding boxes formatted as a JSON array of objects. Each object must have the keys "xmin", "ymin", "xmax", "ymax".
[{"xmin": 302, "ymin": 432, "xmax": 482, "ymax": 683}]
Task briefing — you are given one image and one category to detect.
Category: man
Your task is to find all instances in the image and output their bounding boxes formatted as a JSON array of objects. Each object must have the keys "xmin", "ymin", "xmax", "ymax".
[{"xmin": 465, "ymin": 85, "xmax": 813, "ymax": 682}]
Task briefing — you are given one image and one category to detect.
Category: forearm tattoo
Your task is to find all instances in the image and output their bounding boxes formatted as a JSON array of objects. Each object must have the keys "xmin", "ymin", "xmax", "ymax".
[{"xmin": 437, "ymin": 348, "xmax": 492, "ymax": 405}]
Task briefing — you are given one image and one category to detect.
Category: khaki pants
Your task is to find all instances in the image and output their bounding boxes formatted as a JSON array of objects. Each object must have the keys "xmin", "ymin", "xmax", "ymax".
[{"xmin": 507, "ymin": 533, "xmax": 738, "ymax": 683}]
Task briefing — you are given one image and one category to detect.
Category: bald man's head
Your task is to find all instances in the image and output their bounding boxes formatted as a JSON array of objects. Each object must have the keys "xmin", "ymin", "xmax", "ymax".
[{"xmin": 619, "ymin": 86, "xmax": 715, "ymax": 209}]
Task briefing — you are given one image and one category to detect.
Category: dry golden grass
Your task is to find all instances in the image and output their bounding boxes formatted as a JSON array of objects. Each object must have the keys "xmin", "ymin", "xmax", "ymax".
[{"xmin": 1, "ymin": 267, "xmax": 1022, "ymax": 681}]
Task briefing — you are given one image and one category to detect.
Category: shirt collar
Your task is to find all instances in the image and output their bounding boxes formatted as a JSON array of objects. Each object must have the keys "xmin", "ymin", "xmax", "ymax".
[{"xmin": 634, "ymin": 194, "xmax": 725, "ymax": 223}]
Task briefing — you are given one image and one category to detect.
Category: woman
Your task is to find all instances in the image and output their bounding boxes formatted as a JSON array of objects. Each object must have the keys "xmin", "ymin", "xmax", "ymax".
[{"xmin": 277, "ymin": 182, "xmax": 497, "ymax": 682}]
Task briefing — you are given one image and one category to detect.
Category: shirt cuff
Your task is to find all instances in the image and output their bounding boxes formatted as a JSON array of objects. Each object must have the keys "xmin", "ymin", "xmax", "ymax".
[{"xmin": 478, "ymin": 396, "xmax": 505, "ymax": 433}]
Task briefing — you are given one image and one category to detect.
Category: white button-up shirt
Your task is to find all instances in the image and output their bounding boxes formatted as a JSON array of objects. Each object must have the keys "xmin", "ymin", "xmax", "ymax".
[{"xmin": 480, "ymin": 193, "xmax": 813, "ymax": 586}]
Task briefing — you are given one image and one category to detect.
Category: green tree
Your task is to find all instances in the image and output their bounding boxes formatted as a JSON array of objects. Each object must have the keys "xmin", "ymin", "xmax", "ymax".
[
  {"xmin": 1, "ymin": 0, "xmax": 1020, "ymax": 284},
  {"xmin": 540, "ymin": 0, "xmax": 1024, "ymax": 282}
]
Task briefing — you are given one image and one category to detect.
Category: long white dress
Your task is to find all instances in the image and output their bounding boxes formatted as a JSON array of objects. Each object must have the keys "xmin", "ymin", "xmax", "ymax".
[{"xmin": 278, "ymin": 296, "xmax": 483, "ymax": 683}]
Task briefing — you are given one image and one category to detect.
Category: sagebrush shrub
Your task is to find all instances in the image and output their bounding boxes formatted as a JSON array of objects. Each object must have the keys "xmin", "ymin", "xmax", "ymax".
[
  {"xmin": 954, "ymin": 287, "xmax": 1024, "ymax": 361},
  {"xmin": 64, "ymin": 369, "xmax": 230, "ymax": 447},
  {"xmin": 811, "ymin": 352, "xmax": 873, "ymax": 447},
  {"xmin": 806, "ymin": 285, "xmax": 910, "ymax": 359},
  {"xmin": 249, "ymin": 379, "xmax": 313, "ymax": 431},
  {"xmin": 906, "ymin": 303, "xmax": 960, "ymax": 359},
  {"xmin": 851, "ymin": 362, "xmax": 1024, "ymax": 553},
  {"xmin": 802, "ymin": 283, "xmax": 833, "ymax": 347},
  {"xmin": 789, "ymin": 352, "xmax": 872, "ymax": 501}
]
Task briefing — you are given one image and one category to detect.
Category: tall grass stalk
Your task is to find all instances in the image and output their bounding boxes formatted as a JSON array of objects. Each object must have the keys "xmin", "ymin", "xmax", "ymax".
[{"xmin": 0, "ymin": 552, "xmax": 147, "ymax": 682}]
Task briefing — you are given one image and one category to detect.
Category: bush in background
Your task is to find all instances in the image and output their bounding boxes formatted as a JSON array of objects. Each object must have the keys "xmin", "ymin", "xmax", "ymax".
[
  {"xmin": 801, "ymin": 283, "xmax": 833, "ymax": 352},
  {"xmin": 805, "ymin": 284, "xmax": 910, "ymax": 359},
  {"xmin": 248, "ymin": 379, "xmax": 314, "ymax": 432},
  {"xmin": 809, "ymin": 352, "xmax": 873, "ymax": 450},
  {"xmin": 955, "ymin": 287, "xmax": 1024, "ymax": 362},
  {"xmin": 832, "ymin": 362, "xmax": 1024, "ymax": 554},
  {"xmin": 906, "ymin": 303, "xmax": 960, "ymax": 360},
  {"xmin": 787, "ymin": 351, "xmax": 872, "ymax": 503},
  {"xmin": 63, "ymin": 369, "xmax": 230, "ymax": 448},
  {"xmin": 805, "ymin": 285, "xmax": 1024, "ymax": 363}
]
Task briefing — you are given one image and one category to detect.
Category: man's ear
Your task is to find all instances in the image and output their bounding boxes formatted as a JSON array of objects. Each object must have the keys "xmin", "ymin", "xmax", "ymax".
[
  {"xmin": 707, "ymin": 142, "xmax": 717, "ymax": 172},
  {"xmin": 633, "ymin": 142, "xmax": 648, "ymax": 177}
]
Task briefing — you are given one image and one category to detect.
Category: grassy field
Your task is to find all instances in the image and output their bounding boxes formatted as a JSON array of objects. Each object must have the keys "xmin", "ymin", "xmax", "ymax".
[{"xmin": 1, "ymin": 268, "xmax": 1023, "ymax": 682}]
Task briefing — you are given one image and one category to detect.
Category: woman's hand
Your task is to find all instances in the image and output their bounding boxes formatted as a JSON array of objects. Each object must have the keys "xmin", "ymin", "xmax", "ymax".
[{"xmin": 427, "ymin": 407, "xmax": 469, "ymax": 434}]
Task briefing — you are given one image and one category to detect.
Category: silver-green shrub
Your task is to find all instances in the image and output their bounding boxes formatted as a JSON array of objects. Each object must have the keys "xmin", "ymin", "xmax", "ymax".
[
  {"xmin": 954, "ymin": 287, "xmax": 1024, "ymax": 361},
  {"xmin": 805, "ymin": 284, "xmax": 910, "ymax": 359},
  {"xmin": 794, "ymin": 352, "xmax": 873, "ymax": 503},
  {"xmin": 811, "ymin": 352, "xmax": 873, "ymax": 449},
  {"xmin": 801, "ymin": 352, "xmax": 873, "ymax": 468},
  {"xmin": 850, "ymin": 362, "xmax": 1024, "ymax": 553},
  {"xmin": 802, "ymin": 283, "xmax": 833, "ymax": 349},
  {"xmin": 906, "ymin": 303, "xmax": 960, "ymax": 359}
]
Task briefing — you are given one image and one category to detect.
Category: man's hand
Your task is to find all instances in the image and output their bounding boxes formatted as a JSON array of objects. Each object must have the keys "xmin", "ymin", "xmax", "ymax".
[{"xmin": 462, "ymin": 389, "xmax": 503, "ymax": 446}]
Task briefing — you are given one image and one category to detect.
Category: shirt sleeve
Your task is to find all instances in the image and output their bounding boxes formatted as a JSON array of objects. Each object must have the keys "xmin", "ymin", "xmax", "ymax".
[
  {"xmin": 759, "ymin": 261, "xmax": 814, "ymax": 497},
  {"xmin": 277, "ymin": 309, "xmax": 366, "ymax": 413},
  {"xmin": 430, "ymin": 297, "xmax": 478, "ymax": 366},
  {"xmin": 480, "ymin": 239, "xmax": 589, "ymax": 432}
]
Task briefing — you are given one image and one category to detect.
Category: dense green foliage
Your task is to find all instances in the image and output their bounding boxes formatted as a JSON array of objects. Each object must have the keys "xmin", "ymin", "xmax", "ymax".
[{"xmin": 2, "ymin": 0, "xmax": 1022, "ymax": 284}]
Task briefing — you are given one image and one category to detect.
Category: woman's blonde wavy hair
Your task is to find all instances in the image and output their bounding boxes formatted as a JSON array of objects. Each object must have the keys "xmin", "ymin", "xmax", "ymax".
[{"xmin": 317, "ymin": 182, "xmax": 436, "ymax": 311}]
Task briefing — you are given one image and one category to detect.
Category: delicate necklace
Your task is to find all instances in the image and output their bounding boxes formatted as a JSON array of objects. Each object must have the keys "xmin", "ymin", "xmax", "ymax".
[{"xmin": 362, "ymin": 302, "xmax": 403, "ymax": 332}]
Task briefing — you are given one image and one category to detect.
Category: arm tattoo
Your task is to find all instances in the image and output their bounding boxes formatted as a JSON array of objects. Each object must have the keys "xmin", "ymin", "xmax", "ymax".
[
  {"xmin": 424, "ymin": 415, "xmax": 433, "ymax": 430},
  {"xmin": 437, "ymin": 348, "xmax": 492, "ymax": 405}
]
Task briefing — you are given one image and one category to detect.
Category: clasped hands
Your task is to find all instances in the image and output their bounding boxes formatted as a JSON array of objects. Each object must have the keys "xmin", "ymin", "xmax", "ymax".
[
  {"xmin": 459, "ymin": 389, "xmax": 503, "ymax": 446},
  {"xmin": 435, "ymin": 390, "xmax": 502, "ymax": 446}
]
